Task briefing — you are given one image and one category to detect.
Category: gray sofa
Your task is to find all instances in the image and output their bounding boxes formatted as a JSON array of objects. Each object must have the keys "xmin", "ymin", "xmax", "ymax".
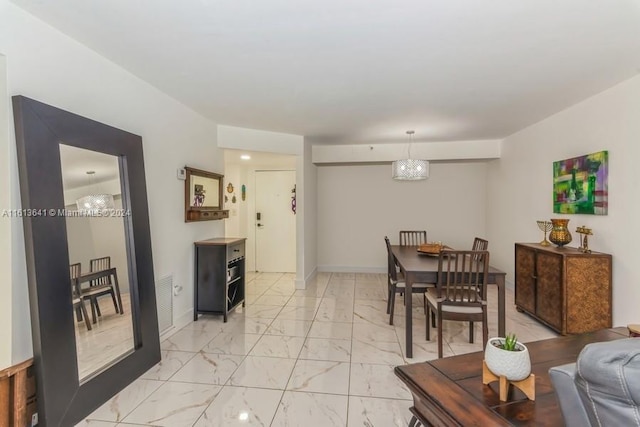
[{"xmin": 549, "ymin": 338, "xmax": 640, "ymax": 427}]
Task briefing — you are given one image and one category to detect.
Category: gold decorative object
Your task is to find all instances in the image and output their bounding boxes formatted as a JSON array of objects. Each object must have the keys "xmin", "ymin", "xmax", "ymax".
[
  {"xmin": 536, "ymin": 221, "xmax": 552, "ymax": 246},
  {"xmin": 417, "ymin": 242, "xmax": 444, "ymax": 255},
  {"xmin": 226, "ymin": 183, "xmax": 234, "ymax": 193},
  {"xmin": 575, "ymin": 226, "xmax": 593, "ymax": 253},
  {"xmin": 549, "ymin": 218, "xmax": 572, "ymax": 247}
]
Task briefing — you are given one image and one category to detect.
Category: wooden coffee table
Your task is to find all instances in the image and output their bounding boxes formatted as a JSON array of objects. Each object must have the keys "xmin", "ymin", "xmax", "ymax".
[{"xmin": 395, "ymin": 327, "xmax": 628, "ymax": 426}]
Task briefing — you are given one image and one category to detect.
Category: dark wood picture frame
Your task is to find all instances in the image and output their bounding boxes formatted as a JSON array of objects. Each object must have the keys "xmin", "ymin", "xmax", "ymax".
[
  {"xmin": 12, "ymin": 96, "xmax": 160, "ymax": 427},
  {"xmin": 184, "ymin": 166, "xmax": 229, "ymax": 221}
]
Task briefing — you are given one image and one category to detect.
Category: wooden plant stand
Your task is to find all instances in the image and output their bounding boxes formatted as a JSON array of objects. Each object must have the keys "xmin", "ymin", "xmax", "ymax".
[{"xmin": 482, "ymin": 360, "xmax": 535, "ymax": 402}]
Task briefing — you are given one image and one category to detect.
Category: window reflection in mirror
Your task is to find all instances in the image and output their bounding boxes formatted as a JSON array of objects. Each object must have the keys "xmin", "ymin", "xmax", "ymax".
[{"xmin": 59, "ymin": 144, "xmax": 135, "ymax": 382}]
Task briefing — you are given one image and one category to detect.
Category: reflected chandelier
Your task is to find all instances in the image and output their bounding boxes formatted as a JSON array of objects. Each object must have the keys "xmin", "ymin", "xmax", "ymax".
[
  {"xmin": 75, "ymin": 171, "xmax": 115, "ymax": 211},
  {"xmin": 392, "ymin": 130, "xmax": 429, "ymax": 180}
]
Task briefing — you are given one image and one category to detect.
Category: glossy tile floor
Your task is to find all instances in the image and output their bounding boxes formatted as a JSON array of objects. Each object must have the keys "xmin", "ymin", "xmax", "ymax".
[
  {"xmin": 75, "ymin": 293, "xmax": 134, "ymax": 380},
  {"xmin": 78, "ymin": 272, "xmax": 557, "ymax": 427}
]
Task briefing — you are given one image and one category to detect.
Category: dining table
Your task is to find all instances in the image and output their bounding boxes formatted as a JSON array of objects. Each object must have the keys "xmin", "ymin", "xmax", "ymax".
[
  {"xmin": 391, "ymin": 245, "xmax": 507, "ymax": 358},
  {"xmin": 75, "ymin": 267, "xmax": 124, "ymax": 322}
]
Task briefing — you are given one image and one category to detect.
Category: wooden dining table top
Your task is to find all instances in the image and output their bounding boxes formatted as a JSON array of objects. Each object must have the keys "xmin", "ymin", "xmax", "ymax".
[{"xmin": 391, "ymin": 244, "xmax": 505, "ymax": 275}]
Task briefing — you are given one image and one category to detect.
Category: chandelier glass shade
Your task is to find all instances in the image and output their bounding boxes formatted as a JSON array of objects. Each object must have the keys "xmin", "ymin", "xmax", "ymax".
[
  {"xmin": 76, "ymin": 193, "xmax": 115, "ymax": 211},
  {"xmin": 75, "ymin": 170, "xmax": 115, "ymax": 211},
  {"xmin": 392, "ymin": 130, "xmax": 429, "ymax": 180},
  {"xmin": 391, "ymin": 158, "xmax": 429, "ymax": 180}
]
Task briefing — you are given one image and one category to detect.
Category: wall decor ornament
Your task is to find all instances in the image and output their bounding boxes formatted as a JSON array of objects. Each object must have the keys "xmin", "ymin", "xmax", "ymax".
[
  {"xmin": 227, "ymin": 182, "xmax": 234, "ymax": 193},
  {"xmin": 291, "ymin": 184, "xmax": 296, "ymax": 214},
  {"xmin": 241, "ymin": 184, "xmax": 246, "ymax": 201},
  {"xmin": 553, "ymin": 151, "xmax": 608, "ymax": 215}
]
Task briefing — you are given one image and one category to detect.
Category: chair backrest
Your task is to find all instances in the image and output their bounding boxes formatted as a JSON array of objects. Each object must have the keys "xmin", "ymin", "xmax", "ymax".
[
  {"xmin": 90, "ymin": 256, "xmax": 111, "ymax": 286},
  {"xmin": 384, "ymin": 236, "xmax": 399, "ymax": 283},
  {"xmin": 70, "ymin": 263, "xmax": 81, "ymax": 296},
  {"xmin": 472, "ymin": 237, "xmax": 489, "ymax": 251},
  {"xmin": 399, "ymin": 230, "xmax": 427, "ymax": 246},
  {"xmin": 436, "ymin": 250, "xmax": 489, "ymax": 304},
  {"xmin": 70, "ymin": 263, "xmax": 81, "ymax": 280}
]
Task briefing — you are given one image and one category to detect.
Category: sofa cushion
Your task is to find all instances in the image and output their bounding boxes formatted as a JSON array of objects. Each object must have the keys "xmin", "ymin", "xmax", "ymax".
[{"xmin": 575, "ymin": 338, "xmax": 640, "ymax": 427}]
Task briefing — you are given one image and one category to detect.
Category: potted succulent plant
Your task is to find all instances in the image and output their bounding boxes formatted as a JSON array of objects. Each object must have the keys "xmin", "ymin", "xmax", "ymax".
[{"xmin": 484, "ymin": 333, "xmax": 531, "ymax": 381}]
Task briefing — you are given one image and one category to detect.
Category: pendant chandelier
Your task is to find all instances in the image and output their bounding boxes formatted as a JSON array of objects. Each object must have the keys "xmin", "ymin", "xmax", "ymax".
[
  {"xmin": 392, "ymin": 130, "xmax": 429, "ymax": 180},
  {"xmin": 75, "ymin": 171, "xmax": 115, "ymax": 212}
]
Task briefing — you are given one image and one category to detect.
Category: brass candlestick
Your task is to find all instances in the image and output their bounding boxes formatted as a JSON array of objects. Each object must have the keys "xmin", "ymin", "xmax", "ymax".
[
  {"xmin": 575, "ymin": 226, "xmax": 593, "ymax": 253},
  {"xmin": 536, "ymin": 221, "xmax": 552, "ymax": 246}
]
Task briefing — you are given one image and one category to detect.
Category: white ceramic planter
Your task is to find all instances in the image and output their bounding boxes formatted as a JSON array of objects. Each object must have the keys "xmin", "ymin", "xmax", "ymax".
[{"xmin": 485, "ymin": 337, "xmax": 531, "ymax": 381}]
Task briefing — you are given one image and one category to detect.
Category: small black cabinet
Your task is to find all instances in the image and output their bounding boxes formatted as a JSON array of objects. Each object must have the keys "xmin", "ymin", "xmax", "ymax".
[{"xmin": 194, "ymin": 237, "xmax": 246, "ymax": 322}]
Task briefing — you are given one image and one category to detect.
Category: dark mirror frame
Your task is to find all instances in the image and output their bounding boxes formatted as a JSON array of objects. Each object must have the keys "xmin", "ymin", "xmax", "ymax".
[
  {"xmin": 12, "ymin": 96, "xmax": 160, "ymax": 427},
  {"xmin": 184, "ymin": 166, "xmax": 229, "ymax": 222}
]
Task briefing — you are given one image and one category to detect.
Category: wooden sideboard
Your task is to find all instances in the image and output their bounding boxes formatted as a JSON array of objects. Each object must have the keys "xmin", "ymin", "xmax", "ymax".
[
  {"xmin": 194, "ymin": 238, "xmax": 246, "ymax": 322},
  {"xmin": 514, "ymin": 243, "xmax": 612, "ymax": 335}
]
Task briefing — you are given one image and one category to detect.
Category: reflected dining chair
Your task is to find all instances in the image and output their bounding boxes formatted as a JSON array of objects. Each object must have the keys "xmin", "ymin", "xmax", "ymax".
[
  {"xmin": 70, "ymin": 263, "xmax": 91, "ymax": 331},
  {"xmin": 85, "ymin": 256, "xmax": 121, "ymax": 319},
  {"xmin": 425, "ymin": 249, "xmax": 490, "ymax": 358},
  {"xmin": 399, "ymin": 230, "xmax": 428, "ymax": 246},
  {"xmin": 385, "ymin": 236, "xmax": 432, "ymax": 325},
  {"xmin": 472, "ymin": 237, "xmax": 489, "ymax": 251}
]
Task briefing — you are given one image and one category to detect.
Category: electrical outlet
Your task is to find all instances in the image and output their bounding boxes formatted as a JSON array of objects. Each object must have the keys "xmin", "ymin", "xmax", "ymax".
[{"xmin": 31, "ymin": 412, "xmax": 38, "ymax": 426}]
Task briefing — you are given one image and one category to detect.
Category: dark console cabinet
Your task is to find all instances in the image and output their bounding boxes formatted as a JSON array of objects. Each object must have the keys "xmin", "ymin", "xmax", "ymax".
[{"xmin": 194, "ymin": 237, "xmax": 246, "ymax": 322}]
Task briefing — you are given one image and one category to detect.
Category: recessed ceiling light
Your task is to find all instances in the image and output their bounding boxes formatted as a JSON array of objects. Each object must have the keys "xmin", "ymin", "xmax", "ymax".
[{"xmin": 240, "ymin": 154, "xmax": 251, "ymax": 160}]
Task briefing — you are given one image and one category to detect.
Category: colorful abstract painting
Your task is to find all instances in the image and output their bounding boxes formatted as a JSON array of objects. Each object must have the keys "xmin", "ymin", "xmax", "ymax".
[{"xmin": 553, "ymin": 151, "xmax": 608, "ymax": 215}]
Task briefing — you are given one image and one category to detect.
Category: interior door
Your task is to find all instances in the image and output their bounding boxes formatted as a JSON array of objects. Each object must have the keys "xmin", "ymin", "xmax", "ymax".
[{"xmin": 255, "ymin": 170, "xmax": 296, "ymax": 272}]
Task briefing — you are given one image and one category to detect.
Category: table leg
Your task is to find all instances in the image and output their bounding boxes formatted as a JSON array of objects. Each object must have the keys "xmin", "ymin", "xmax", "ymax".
[
  {"xmin": 496, "ymin": 275, "xmax": 505, "ymax": 337},
  {"xmin": 405, "ymin": 272, "xmax": 413, "ymax": 359},
  {"xmin": 112, "ymin": 270, "xmax": 124, "ymax": 315}
]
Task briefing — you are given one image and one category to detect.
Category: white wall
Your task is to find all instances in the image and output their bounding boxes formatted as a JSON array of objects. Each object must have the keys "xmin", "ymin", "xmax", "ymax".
[
  {"xmin": 301, "ymin": 140, "xmax": 318, "ymax": 285},
  {"xmin": 0, "ymin": 54, "xmax": 11, "ymax": 369},
  {"xmin": 317, "ymin": 162, "xmax": 488, "ymax": 271},
  {"xmin": 1, "ymin": 0, "xmax": 225, "ymax": 363},
  {"xmin": 487, "ymin": 74, "xmax": 640, "ymax": 327}
]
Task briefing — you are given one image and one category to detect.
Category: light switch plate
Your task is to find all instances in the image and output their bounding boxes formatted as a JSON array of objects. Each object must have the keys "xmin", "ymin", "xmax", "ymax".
[{"xmin": 177, "ymin": 168, "xmax": 186, "ymax": 180}]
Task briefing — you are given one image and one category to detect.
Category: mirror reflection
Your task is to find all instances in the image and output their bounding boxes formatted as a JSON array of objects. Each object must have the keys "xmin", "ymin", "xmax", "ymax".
[
  {"xmin": 189, "ymin": 174, "xmax": 220, "ymax": 208},
  {"xmin": 59, "ymin": 144, "xmax": 134, "ymax": 381}
]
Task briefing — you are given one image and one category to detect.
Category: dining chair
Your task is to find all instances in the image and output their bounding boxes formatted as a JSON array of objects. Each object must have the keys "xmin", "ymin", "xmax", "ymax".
[
  {"xmin": 472, "ymin": 237, "xmax": 489, "ymax": 251},
  {"xmin": 84, "ymin": 256, "xmax": 121, "ymax": 318},
  {"xmin": 70, "ymin": 263, "xmax": 91, "ymax": 331},
  {"xmin": 425, "ymin": 249, "xmax": 490, "ymax": 358},
  {"xmin": 385, "ymin": 236, "xmax": 432, "ymax": 325},
  {"xmin": 399, "ymin": 230, "xmax": 428, "ymax": 246}
]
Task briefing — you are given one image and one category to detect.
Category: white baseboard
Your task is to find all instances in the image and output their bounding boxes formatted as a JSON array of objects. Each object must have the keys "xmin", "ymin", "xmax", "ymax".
[
  {"xmin": 317, "ymin": 265, "xmax": 386, "ymax": 274},
  {"xmin": 160, "ymin": 308, "xmax": 193, "ymax": 341},
  {"xmin": 295, "ymin": 267, "xmax": 317, "ymax": 289}
]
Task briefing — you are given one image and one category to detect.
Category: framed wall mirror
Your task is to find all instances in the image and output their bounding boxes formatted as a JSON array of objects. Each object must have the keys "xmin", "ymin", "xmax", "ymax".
[
  {"xmin": 184, "ymin": 166, "xmax": 228, "ymax": 221},
  {"xmin": 12, "ymin": 96, "xmax": 160, "ymax": 427}
]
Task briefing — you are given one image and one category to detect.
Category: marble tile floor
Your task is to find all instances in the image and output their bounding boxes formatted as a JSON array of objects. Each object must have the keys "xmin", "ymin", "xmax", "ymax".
[
  {"xmin": 78, "ymin": 271, "xmax": 558, "ymax": 427},
  {"xmin": 75, "ymin": 293, "xmax": 134, "ymax": 380}
]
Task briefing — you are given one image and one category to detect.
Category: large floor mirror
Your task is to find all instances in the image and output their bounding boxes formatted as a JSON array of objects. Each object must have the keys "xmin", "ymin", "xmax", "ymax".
[{"xmin": 12, "ymin": 96, "xmax": 160, "ymax": 427}]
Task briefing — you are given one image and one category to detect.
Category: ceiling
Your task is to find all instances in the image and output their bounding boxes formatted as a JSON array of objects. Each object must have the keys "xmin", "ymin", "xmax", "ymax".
[
  {"xmin": 59, "ymin": 144, "xmax": 120, "ymax": 189},
  {"xmin": 11, "ymin": 0, "xmax": 640, "ymax": 144},
  {"xmin": 224, "ymin": 149, "xmax": 296, "ymax": 168}
]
